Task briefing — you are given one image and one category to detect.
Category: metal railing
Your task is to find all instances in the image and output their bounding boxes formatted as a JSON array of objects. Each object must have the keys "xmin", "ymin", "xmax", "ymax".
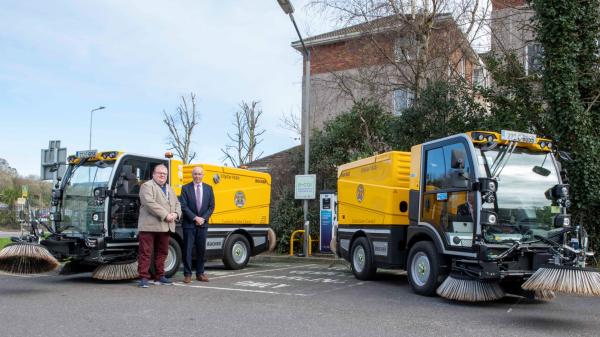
[{"xmin": 289, "ymin": 229, "xmax": 318, "ymax": 256}]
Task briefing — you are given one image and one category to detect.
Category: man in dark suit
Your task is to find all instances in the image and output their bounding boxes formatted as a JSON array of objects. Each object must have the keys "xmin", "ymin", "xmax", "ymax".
[{"xmin": 179, "ymin": 166, "xmax": 215, "ymax": 283}]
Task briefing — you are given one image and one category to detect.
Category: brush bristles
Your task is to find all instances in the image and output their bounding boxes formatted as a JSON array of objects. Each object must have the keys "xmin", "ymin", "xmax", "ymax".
[
  {"xmin": 437, "ymin": 275, "xmax": 505, "ymax": 302},
  {"xmin": 0, "ymin": 243, "xmax": 60, "ymax": 274},
  {"xmin": 267, "ymin": 229, "xmax": 277, "ymax": 252},
  {"xmin": 92, "ymin": 262, "xmax": 139, "ymax": 280},
  {"xmin": 522, "ymin": 267, "xmax": 600, "ymax": 296},
  {"xmin": 534, "ymin": 290, "xmax": 556, "ymax": 301}
]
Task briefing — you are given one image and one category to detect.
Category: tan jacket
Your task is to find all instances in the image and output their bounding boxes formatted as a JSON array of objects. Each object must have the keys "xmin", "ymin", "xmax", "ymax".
[{"xmin": 138, "ymin": 179, "xmax": 182, "ymax": 232}]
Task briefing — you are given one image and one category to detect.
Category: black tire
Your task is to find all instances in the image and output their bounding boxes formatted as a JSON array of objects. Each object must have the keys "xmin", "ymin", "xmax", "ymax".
[
  {"xmin": 150, "ymin": 237, "xmax": 182, "ymax": 278},
  {"xmin": 350, "ymin": 237, "xmax": 377, "ymax": 280},
  {"xmin": 407, "ymin": 241, "xmax": 441, "ymax": 296},
  {"xmin": 223, "ymin": 234, "xmax": 250, "ymax": 270}
]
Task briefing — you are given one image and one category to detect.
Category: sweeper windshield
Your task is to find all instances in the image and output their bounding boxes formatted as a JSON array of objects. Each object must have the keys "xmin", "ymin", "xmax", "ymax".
[
  {"xmin": 478, "ymin": 148, "xmax": 561, "ymax": 244},
  {"xmin": 57, "ymin": 162, "xmax": 114, "ymax": 236}
]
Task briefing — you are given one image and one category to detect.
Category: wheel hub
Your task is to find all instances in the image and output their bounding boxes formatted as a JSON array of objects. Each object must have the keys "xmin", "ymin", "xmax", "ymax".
[
  {"xmin": 411, "ymin": 252, "xmax": 430, "ymax": 287},
  {"xmin": 353, "ymin": 246, "xmax": 366, "ymax": 273}
]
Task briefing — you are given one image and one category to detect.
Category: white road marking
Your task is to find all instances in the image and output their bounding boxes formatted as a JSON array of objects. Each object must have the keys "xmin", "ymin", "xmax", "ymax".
[
  {"xmin": 173, "ymin": 282, "xmax": 307, "ymax": 296},
  {"xmin": 208, "ymin": 264, "xmax": 317, "ymax": 280},
  {"xmin": 0, "ymin": 271, "xmax": 55, "ymax": 278}
]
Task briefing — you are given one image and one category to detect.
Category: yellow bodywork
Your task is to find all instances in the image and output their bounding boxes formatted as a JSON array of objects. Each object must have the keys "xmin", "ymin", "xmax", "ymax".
[
  {"xmin": 171, "ymin": 162, "xmax": 271, "ymax": 225},
  {"xmin": 337, "ymin": 151, "xmax": 411, "ymax": 226},
  {"xmin": 337, "ymin": 130, "xmax": 553, "ymax": 228}
]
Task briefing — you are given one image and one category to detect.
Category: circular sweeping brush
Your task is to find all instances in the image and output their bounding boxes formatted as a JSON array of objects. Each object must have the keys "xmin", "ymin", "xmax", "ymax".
[
  {"xmin": 267, "ymin": 229, "xmax": 277, "ymax": 252},
  {"xmin": 0, "ymin": 243, "xmax": 60, "ymax": 274},
  {"xmin": 522, "ymin": 265, "xmax": 600, "ymax": 296},
  {"xmin": 437, "ymin": 274, "xmax": 505, "ymax": 302},
  {"xmin": 92, "ymin": 261, "xmax": 139, "ymax": 280}
]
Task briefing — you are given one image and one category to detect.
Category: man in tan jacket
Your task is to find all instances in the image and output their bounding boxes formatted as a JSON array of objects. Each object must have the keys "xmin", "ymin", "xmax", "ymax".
[{"xmin": 137, "ymin": 164, "xmax": 182, "ymax": 288}]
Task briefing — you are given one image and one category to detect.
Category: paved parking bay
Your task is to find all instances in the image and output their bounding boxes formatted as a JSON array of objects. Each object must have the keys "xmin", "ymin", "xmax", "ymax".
[
  {"xmin": 2, "ymin": 259, "xmax": 600, "ymax": 337},
  {"xmin": 174, "ymin": 261, "xmax": 374, "ymax": 296}
]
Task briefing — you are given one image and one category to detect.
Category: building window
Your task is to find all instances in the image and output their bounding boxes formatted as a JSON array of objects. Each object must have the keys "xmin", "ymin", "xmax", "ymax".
[
  {"xmin": 526, "ymin": 43, "xmax": 543, "ymax": 75},
  {"xmin": 472, "ymin": 67, "xmax": 485, "ymax": 87},
  {"xmin": 393, "ymin": 88, "xmax": 414, "ymax": 115},
  {"xmin": 395, "ymin": 33, "xmax": 416, "ymax": 61}
]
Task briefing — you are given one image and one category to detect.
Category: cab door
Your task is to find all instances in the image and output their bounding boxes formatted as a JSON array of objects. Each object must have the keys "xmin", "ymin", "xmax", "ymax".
[
  {"xmin": 109, "ymin": 156, "xmax": 167, "ymax": 240},
  {"xmin": 421, "ymin": 137, "xmax": 476, "ymax": 253}
]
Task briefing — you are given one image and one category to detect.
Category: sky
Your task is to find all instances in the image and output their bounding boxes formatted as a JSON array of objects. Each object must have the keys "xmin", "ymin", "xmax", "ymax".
[{"xmin": 0, "ymin": 0, "xmax": 333, "ymax": 177}]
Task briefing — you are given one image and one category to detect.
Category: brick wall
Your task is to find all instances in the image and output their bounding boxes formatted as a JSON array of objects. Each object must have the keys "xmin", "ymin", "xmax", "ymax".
[
  {"xmin": 492, "ymin": 0, "xmax": 527, "ymax": 10},
  {"xmin": 309, "ymin": 35, "xmax": 393, "ymax": 75}
]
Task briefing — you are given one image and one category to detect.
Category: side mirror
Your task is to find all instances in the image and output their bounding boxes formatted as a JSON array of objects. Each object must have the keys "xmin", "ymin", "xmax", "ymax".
[
  {"xmin": 450, "ymin": 171, "xmax": 469, "ymax": 189},
  {"xmin": 451, "ymin": 149, "xmax": 466, "ymax": 169},
  {"xmin": 557, "ymin": 150, "xmax": 573, "ymax": 162}
]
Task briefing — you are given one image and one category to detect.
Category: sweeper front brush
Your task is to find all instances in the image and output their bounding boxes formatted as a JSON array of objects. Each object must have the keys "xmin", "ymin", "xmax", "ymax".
[
  {"xmin": 92, "ymin": 261, "xmax": 138, "ymax": 280},
  {"xmin": 437, "ymin": 274, "xmax": 505, "ymax": 302},
  {"xmin": 522, "ymin": 265, "xmax": 600, "ymax": 296},
  {"xmin": 0, "ymin": 243, "xmax": 60, "ymax": 274}
]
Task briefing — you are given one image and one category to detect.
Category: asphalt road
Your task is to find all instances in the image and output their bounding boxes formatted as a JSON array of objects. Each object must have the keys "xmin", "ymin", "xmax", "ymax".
[
  {"xmin": 0, "ymin": 231, "xmax": 19, "ymax": 238},
  {"xmin": 1, "ymin": 259, "xmax": 600, "ymax": 337}
]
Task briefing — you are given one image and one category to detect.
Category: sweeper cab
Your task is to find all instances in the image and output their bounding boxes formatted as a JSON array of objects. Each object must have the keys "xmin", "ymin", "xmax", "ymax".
[
  {"xmin": 335, "ymin": 130, "xmax": 598, "ymax": 301},
  {"xmin": 40, "ymin": 150, "xmax": 274, "ymax": 278}
]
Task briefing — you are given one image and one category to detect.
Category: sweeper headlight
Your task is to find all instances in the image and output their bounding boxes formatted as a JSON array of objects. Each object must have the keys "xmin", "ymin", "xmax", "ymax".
[
  {"xmin": 545, "ymin": 184, "xmax": 571, "ymax": 207},
  {"xmin": 471, "ymin": 132, "xmax": 497, "ymax": 144},
  {"xmin": 477, "ymin": 178, "xmax": 498, "ymax": 203},
  {"xmin": 100, "ymin": 151, "xmax": 118, "ymax": 160},
  {"xmin": 545, "ymin": 184, "xmax": 569, "ymax": 200},
  {"xmin": 91, "ymin": 212, "xmax": 104, "ymax": 223},
  {"xmin": 554, "ymin": 214, "xmax": 571, "ymax": 228},
  {"xmin": 480, "ymin": 210, "xmax": 498, "ymax": 225}
]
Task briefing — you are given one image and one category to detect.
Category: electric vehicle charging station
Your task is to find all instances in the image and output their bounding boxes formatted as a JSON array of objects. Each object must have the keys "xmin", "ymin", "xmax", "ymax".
[{"xmin": 319, "ymin": 190, "xmax": 337, "ymax": 253}]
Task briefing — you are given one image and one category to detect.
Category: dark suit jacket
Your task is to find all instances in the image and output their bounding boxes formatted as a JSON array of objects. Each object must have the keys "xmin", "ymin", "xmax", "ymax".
[{"xmin": 179, "ymin": 182, "xmax": 215, "ymax": 229}]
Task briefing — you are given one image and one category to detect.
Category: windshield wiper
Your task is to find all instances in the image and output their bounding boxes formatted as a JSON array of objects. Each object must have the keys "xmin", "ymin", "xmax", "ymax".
[{"xmin": 490, "ymin": 141, "xmax": 517, "ymax": 178}]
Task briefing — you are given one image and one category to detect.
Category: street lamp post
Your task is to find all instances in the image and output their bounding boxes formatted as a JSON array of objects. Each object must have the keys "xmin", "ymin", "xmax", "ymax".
[
  {"xmin": 278, "ymin": 0, "xmax": 312, "ymax": 257},
  {"xmin": 89, "ymin": 106, "xmax": 106, "ymax": 150}
]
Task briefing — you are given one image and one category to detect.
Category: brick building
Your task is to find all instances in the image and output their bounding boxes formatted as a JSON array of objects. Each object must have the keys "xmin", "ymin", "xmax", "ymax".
[
  {"xmin": 490, "ymin": 0, "xmax": 542, "ymax": 74},
  {"xmin": 291, "ymin": 13, "xmax": 485, "ymax": 134}
]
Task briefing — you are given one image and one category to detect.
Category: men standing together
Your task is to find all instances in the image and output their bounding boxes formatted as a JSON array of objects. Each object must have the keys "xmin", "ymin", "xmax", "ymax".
[
  {"xmin": 179, "ymin": 166, "xmax": 215, "ymax": 283},
  {"xmin": 137, "ymin": 164, "xmax": 181, "ymax": 288}
]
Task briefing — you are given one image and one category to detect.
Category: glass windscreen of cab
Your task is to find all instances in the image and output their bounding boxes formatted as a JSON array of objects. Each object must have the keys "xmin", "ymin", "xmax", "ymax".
[
  {"xmin": 60, "ymin": 161, "xmax": 114, "ymax": 236},
  {"xmin": 479, "ymin": 148, "xmax": 560, "ymax": 243}
]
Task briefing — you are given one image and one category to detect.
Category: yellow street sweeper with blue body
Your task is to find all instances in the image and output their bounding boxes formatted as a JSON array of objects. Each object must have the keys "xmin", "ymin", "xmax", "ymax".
[
  {"xmin": 20, "ymin": 150, "xmax": 275, "ymax": 279},
  {"xmin": 336, "ymin": 130, "xmax": 599, "ymax": 301}
]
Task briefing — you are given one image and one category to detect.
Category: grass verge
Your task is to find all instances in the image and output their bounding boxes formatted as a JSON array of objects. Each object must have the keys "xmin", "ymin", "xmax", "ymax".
[{"xmin": 0, "ymin": 237, "xmax": 11, "ymax": 250}]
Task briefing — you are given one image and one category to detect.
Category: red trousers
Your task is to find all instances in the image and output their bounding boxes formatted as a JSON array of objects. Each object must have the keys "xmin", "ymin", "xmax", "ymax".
[{"xmin": 138, "ymin": 231, "xmax": 170, "ymax": 280}]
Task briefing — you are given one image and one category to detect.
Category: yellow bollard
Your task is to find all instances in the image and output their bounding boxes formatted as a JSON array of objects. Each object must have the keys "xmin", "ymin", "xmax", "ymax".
[{"xmin": 289, "ymin": 230, "xmax": 319, "ymax": 256}]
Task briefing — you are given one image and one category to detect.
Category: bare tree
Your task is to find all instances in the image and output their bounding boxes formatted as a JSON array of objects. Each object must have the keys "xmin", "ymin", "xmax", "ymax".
[
  {"xmin": 163, "ymin": 93, "xmax": 199, "ymax": 164},
  {"xmin": 221, "ymin": 100, "xmax": 266, "ymax": 167},
  {"xmin": 279, "ymin": 108, "xmax": 302, "ymax": 140},
  {"xmin": 309, "ymin": 0, "xmax": 490, "ymax": 101}
]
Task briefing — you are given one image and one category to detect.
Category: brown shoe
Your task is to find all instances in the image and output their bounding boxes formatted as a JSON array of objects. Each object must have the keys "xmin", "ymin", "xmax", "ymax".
[
  {"xmin": 183, "ymin": 275, "xmax": 192, "ymax": 284},
  {"xmin": 196, "ymin": 274, "xmax": 209, "ymax": 282}
]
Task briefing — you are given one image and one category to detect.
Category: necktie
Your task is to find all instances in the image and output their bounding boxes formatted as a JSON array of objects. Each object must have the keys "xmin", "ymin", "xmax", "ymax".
[{"xmin": 195, "ymin": 184, "xmax": 202, "ymax": 212}]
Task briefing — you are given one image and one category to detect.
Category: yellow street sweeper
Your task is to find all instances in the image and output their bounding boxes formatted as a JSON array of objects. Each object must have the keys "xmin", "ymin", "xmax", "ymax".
[
  {"xmin": 0, "ymin": 150, "xmax": 275, "ymax": 279},
  {"xmin": 335, "ymin": 130, "xmax": 599, "ymax": 301}
]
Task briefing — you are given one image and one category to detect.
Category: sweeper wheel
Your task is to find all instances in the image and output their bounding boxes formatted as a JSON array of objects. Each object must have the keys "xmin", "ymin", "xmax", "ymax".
[
  {"xmin": 407, "ymin": 241, "xmax": 442, "ymax": 296},
  {"xmin": 350, "ymin": 237, "xmax": 376, "ymax": 280}
]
